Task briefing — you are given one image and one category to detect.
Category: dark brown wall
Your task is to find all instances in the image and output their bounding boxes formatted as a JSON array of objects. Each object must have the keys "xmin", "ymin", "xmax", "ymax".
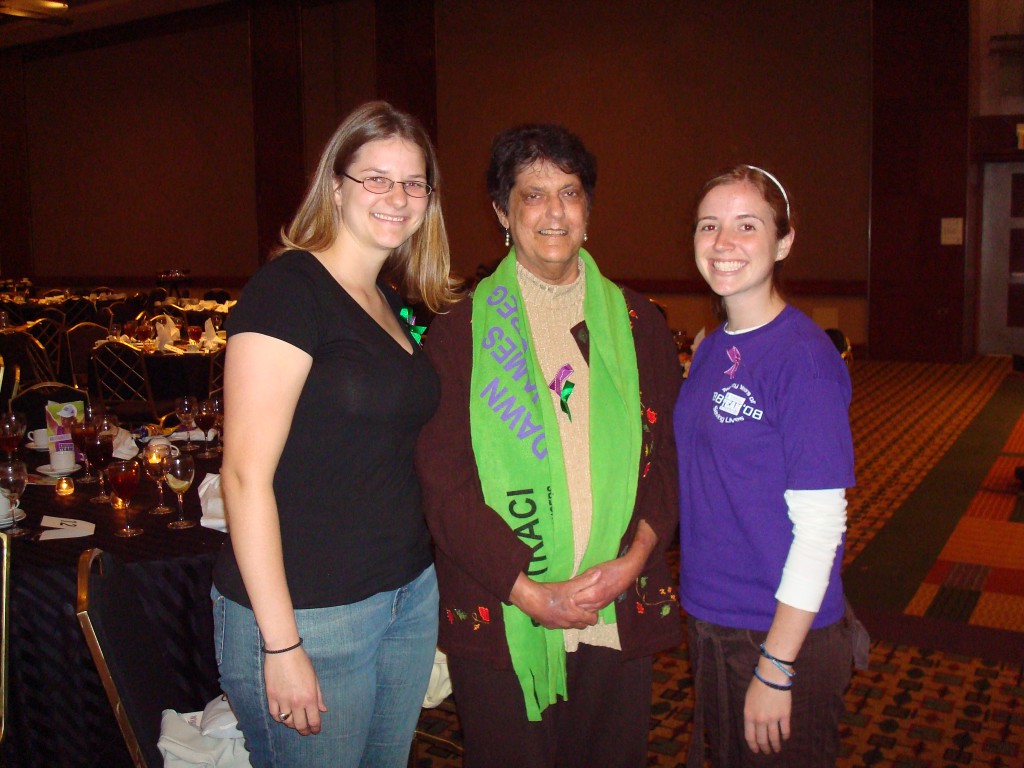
[
  {"xmin": 0, "ymin": 0, "xmax": 872, "ymax": 294},
  {"xmin": 434, "ymin": 1, "xmax": 872, "ymax": 287},
  {"xmin": 869, "ymin": 0, "xmax": 972, "ymax": 361}
]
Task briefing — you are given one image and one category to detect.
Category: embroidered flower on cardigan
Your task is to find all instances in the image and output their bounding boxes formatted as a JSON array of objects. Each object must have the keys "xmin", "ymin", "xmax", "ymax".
[
  {"xmin": 634, "ymin": 576, "xmax": 678, "ymax": 618},
  {"xmin": 446, "ymin": 605, "xmax": 492, "ymax": 631}
]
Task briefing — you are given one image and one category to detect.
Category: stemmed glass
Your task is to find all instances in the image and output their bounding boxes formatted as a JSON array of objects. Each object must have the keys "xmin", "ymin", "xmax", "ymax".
[
  {"xmin": 70, "ymin": 404, "xmax": 98, "ymax": 483},
  {"xmin": 108, "ymin": 459, "xmax": 142, "ymax": 537},
  {"xmin": 0, "ymin": 461, "xmax": 29, "ymax": 538},
  {"xmin": 87, "ymin": 413, "xmax": 118, "ymax": 504},
  {"xmin": 211, "ymin": 396, "xmax": 224, "ymax": 454},
  {"xmin": 175, "ymin": 396, "xmax": 199, "ymax": 453},
  {"xmin": 144, "ymin": 443, "xmax": 173, "ymax": 515},
  {"xmin": 165, "ymin": 453, "xmax": 196, "ymax": 530},
  {"xmin": 195, "ymin": 400, "xmax": 218, "ymax": 459},
  {"xmin": 0, "ymin": 412, "xmax": 26, "ymax": 461}
]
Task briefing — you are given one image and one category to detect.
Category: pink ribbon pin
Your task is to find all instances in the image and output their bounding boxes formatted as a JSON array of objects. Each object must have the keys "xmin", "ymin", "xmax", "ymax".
[{"xmin": 724, "ymin": 346, "xmax": 741, "ymax": 379}]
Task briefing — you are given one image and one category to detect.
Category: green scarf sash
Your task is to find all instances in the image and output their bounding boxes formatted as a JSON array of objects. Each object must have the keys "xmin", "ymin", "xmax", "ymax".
[{"xmin": 469, "ymin": 249, "xmax": 641, "ymax": 720}]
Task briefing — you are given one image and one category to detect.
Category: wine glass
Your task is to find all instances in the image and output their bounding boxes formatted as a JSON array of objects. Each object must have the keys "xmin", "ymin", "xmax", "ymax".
[
  {"xmin": 87, "ymin": 413, "xmax": 118, "ymax": 504},
  {"xmin": 0, "ymin": 412, "xmax": 26, "ymax": 461},
  {"xmin": 210, "ymin": 396, "xmax": 224, "ymax": 454},
  {"xmin": 187, "ymin": 325, "xmax": 203, "ymax": 346},
  {"xmin": 0, "ymin": 461, "xmax": 29, "ymax": 538},
  {"xmin": 165, "ymin": 453, "xmax": 196, "ymax": 530},
  {"xmin": 70, "ymin": 404, "xmax": 99, "ymax": 483},
  {"xmin": 144, "ymin": 442, "xmax": 172, "ymax": 515},
  {"xmin": 108, "ymin": 459, "xmax": 142, "ymax": 537},
  {"xmin": 175, "ymin": 396, "xmax": 199, "ymax": 453},
  {"xmin": 195, "ymin": 400, "xmax": 218, "ymax": 459}
]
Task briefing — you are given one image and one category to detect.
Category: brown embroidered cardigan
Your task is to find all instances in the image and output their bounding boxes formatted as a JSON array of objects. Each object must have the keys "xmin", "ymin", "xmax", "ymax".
[{"xmin": 415, "ymin": 286, "xmax": 683, "ymax": 666}]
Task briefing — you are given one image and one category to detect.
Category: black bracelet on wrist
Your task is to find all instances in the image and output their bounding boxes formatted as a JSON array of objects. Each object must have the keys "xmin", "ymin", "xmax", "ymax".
[
  {"xmin": 262, "ymin": 637, "xmax": 303, "ymax": 655},
  {"xmin": 758, "ymin": 642, "xmax": 796, "ymax": 667},
  {"xmin": 753, "ymin": 666, "xmax": 793, "ymax": 691}
]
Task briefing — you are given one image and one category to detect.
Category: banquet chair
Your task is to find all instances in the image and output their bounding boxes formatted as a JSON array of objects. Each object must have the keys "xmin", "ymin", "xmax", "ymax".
[
  {"xmin": 92, "ymin": 341, "xmax": 162, "ymax": 425},
  {"xmin": 0, "ymin": 356, "xmax": 19, "ymax": 411},
  {"xmin": 0, "ymin": 330, "xmax": 56, "ymax": 389},
  {"xmin": 76, "ymin": 548, "xmax": 196, "ymax": 768},
  {"xmin": 39, "ymin": 306, "xmax": 67, "ymax": 327},
  {"xmin": 25, "ymin": 317, "xmax": 63, "ymax": 378},
  {"xmin": 65, "ymin": 321, "xmax": 108, "ymax": 390},
  {"xmin": 145, "ymin": 287, "xmax": 169, "ymax": 315},
  {"xmin": 10, "ymin": 382, "xmax": 89, "ymax": 432},
  {"xmin": 0, "ymin": 530, "xmax": 10, "ymax": 745},
  {"xmin": 61, "ymin": 296, "xmax": 98, "ymax": 327},
  {"xmin": 825, "ymin": 328, "xmax": 853, "ymax": 369},
  {"xmin": 208, "ymin": 345, "xmax": 226, "ymax": 400},
  {"xmin": 203, "ymin": 289, "xmax": 231, "ymax": 304}
]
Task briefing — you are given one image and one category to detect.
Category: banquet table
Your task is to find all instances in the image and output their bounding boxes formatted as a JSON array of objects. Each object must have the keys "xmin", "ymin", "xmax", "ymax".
[
  {"xmin": 89, "ymin": 341, "xmax": 221, "ymax": 405},
  {"xmin": 1, "ymin": 445, "xmax": 225, "ymax": 768}
]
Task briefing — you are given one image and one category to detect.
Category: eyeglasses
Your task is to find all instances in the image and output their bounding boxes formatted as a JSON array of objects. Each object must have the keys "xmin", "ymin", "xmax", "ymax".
[{"xmin": 341, "ymin": 173, "xmax": 433, "ymax": 198}]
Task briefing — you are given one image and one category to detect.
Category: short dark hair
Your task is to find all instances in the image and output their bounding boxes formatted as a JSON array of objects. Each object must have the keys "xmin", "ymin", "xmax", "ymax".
[{"xmin": 486, "ymin": 124, "xmax": 597, "ymax": 214}]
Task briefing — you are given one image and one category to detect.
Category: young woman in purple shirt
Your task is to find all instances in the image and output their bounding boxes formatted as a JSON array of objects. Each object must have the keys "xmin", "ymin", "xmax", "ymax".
[{"xmin": 674, "ymin": 165, "xmax": 862, "ymax": 766}]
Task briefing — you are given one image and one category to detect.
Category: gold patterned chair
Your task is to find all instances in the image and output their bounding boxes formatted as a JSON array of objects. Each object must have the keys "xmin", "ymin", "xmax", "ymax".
[{"xmin": 91, "ymin": 341, "xmax": 163, "ymax": 425}]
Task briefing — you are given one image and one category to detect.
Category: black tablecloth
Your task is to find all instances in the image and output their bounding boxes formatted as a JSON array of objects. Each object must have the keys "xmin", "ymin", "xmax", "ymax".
[{"xmin": 2, "ymin": 449, "xmax": 226, "ymax": 768}]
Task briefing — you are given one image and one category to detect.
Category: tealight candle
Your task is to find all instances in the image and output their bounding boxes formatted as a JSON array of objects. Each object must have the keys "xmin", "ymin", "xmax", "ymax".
[{"xmin": 55, "ymin": 475, "xmax": 75, "ymax": 496}]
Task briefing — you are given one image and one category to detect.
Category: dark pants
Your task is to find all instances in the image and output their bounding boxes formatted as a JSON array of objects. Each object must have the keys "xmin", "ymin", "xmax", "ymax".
[
  {"xmin": 687, "ymin": 614, "xmax": 854, "ymax": 768},
  {"xmin": 448, "ymin": 644, "xmax": 653, "ymax": 768}
]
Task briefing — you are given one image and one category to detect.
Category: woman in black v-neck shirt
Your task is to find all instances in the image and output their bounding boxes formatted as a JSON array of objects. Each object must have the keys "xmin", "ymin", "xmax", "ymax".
[{"xmin": 212, "ymin": 102, "xmax": 459, "ymax": 768}]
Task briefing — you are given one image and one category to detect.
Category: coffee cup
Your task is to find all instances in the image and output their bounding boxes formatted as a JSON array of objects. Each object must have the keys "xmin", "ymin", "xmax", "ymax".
[
  {"xmin": 49, "ymin": 446, "xmax": 76, "ymax": 473},
  {"xmin": 0, "ymin": 493, "xmax": 14, "ymax": 527},
  {"xmin": 147, "ymin": 436, "xmax": 180, "ymax": 456},
  {"xmin": 29, "ymin": 428, "xmax": 48, "ymax": 447}
]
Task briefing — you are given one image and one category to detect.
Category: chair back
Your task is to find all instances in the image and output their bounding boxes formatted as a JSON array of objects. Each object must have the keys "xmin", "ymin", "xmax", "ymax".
[
  {"xmin": 65, "ymin": 322, "xmax": 108, "ymax": 390},
  {"xmin": 10, "ymin": 382, "xmax": 89, "ymax": 432},
  {"xmin": 0, "ymin": 355, "xmax": 19, "ymax": 411},
  {"xmin": 91, "ymin": 341, "xmax": 160, "ymax": 425},
  {"xmin": 39, "ymin": 306, "xmax": 66, "ymax": 327},
  {"xmin": 61, "ymin": 297, "xmax": 98, "ymax": 327},
  {"xmin": 203, "ymin": 289, "xmax": 231, "ymax": 304},
  {"xmin": 0, "ymin": 531, "xmax": 10, "ymax": 746},
  {"xmin": 24, "ymin": 317, "xmax": 62, "ymax": 377},
  {"xmin": 0, "ymin": 330, "xmax": 56, "ymax": 389},
  {"xmin": 208, "ymin": 345, "xmax": 226, "ymax": 400},
  {"xmin": 76, "ymin": 548, "xmax": 184, "ymax": 768}
]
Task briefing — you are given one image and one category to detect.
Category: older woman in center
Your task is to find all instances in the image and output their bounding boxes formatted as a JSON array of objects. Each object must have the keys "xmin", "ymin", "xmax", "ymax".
[{"xmin": 416, "ymin": 124, "xmax": 682, "ymax": 766}]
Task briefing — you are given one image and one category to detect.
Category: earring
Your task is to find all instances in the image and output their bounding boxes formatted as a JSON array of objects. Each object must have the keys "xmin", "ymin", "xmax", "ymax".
[
  {"xmin": 504, "ymin": 228, "xmax": 510, "ymax": 247},
  {"xmin": 583, "ymin": 232, "xmax": 588, "ymax": 243}
]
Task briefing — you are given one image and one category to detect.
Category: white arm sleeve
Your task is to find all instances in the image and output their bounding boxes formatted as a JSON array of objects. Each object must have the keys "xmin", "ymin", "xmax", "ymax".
[{"xmin": 774, "ymin": 488, "xmax": 847, "ymax": 613}]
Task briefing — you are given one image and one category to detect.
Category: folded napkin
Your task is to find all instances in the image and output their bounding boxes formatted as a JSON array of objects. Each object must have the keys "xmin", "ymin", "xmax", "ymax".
[
  {"xmin": 112, "ymin": 427, "xmax": 140, "ymax": 459},
  {"xmin": 171, "ymin": 429, "xmax": 208, "ymax": 442},
  {"xmin": 38, "ymin": 515, "xmax": 95, "ymax": 541},
  {"xmin": 199, "ymin": 473, "xmax": 226, "ymax": 531},
  {"xmin": 155, "ymin": 320, "xmax": 182, "ymax": 350},
  {"xmin": 201, "ymin": 319, "xmax": 223, "ymax": 351},
  {"xmin": 158, "ymin": 709, "xmax": 251, "ymax": 768}
]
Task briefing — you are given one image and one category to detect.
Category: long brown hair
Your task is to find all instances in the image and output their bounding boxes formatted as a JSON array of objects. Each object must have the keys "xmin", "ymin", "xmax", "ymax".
[{"xmin": 278, "ymin": 101, "xmax": 459, "ymax": 312}]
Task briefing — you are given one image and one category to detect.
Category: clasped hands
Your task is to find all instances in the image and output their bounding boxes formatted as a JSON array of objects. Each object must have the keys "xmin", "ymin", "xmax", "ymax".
[{"xmin": 509, "ymin": 552, "xmax": 642, "ymax": 630}]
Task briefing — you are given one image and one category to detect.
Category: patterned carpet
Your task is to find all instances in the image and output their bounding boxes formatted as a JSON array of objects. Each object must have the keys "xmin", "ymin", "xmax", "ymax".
[{"xmin": 412, "ymin": 356, "xmax": 1024, "ymax": 768}]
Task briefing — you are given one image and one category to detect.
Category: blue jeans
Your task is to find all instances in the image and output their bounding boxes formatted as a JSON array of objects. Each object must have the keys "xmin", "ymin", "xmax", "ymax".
[{"xmin": 212, "ymin": 565, "xmax": 438, "ymax": 768}]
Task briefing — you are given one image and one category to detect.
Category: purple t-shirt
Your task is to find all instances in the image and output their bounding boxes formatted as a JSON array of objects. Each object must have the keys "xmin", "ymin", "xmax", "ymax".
[{"xmin": 674, "ymin": 305, "xmax": 855, "ymax": 630}]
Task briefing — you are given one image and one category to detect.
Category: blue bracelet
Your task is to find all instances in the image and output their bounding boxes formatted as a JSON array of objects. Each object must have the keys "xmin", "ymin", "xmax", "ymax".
[
  {"xmin": 759, "ymin": 642, "xmax": 796, "ymax": 678},
  {"xmin": 753, "ymin": 666, "xmax": 793, "ymax": 691}
]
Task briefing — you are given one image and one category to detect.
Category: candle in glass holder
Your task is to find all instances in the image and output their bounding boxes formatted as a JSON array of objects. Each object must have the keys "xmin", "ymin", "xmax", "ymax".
[{"xmin": 56, "ymin": 476, "xmax": 75, "ymax": 496}]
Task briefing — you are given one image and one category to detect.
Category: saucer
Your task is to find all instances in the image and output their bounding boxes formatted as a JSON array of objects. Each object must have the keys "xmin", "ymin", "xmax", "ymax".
[
  {"xmin": 36, "ymin": 463, "xmax": 82, "ymax": 477},
  {"xmin": 25, "ymin": 441, "xmax": 49, "ymax": 451},
  {"xmin": 0, "ymin": 510, "xmax": 27, "ymax": 526}
]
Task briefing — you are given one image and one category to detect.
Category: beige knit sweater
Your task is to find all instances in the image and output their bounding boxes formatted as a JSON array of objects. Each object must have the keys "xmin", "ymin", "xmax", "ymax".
[{"xmin": 517, "ymin": 260, "xmax": 620, "ymax": 651}]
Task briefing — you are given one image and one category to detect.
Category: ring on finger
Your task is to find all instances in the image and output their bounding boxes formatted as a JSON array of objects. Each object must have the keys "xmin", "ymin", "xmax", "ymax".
[{"xmin": 280, "ymin": 712, "xmax": 291, "ymax": 722}]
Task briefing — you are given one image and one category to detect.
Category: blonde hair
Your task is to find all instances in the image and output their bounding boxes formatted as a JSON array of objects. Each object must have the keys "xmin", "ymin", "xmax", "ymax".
[{"xmin": 278, "ymin": 101, "xmax": 459, "ymax": 312}]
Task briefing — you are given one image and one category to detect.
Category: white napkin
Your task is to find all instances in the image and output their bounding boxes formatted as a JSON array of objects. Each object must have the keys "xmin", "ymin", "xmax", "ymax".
[
  {"xmin": 38, "ymin": 515, "xmax": 95, "ymax": 540},
  {"xmin": 199, "ymin": 473, "xmax": 226, "ymax": 531},
  {"xmin": 158, "ymin": 709, "xmax": 252, "ymax": 768},
  {"xmin": 202, "ymin": 319, "xmax": 223, "ymax": 350},
  {"xmin": 112, "ymin": 427, "xmax": 140, "ymax": 459},
  {"xmin": 171, "ymin": 429, "xmax": 208, "ymax": 442},
  {"xmin": 155, "ymin": 320, "xmax": 182, "ymax": 350}
]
